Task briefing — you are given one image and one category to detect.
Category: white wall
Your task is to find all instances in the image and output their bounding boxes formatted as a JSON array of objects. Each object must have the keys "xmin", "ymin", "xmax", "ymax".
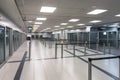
[{"xmin": 0, "ymin": 12, "xmax": 23, "ymax": 33}]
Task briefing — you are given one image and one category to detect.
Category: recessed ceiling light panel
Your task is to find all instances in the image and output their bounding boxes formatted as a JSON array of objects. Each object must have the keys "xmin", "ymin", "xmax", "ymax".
[
  {"xmin": 77, "ymin": 24, "xmax": 85, "ymax": 26},
  {"xmin": 60, "ymin": 23, "xmax": 68, "ymax": 25},
  {"xmin": 89, "ymin": 20, "xmax": 102, "ymax": 23},
  {"xmin": 35, "ymin": 22, "xmax": 43, "ymax": 24},
  {"xmin": 40, "ymin": 6, "xmax": 56, "ymax": 13},
  {"xmin": 69, "ymin": 19, "xmax": 80, "ymax": 22},
  {"xmin": 27, "ymin": 21, "xmax": 32, "ymax": 23},
  {"xmin": 54, "ymin": 26, "xmax": 60, "ymax": 28},
  {"xmin": 60, "ymin": 28, "xmax": 65, "ymax": 29},
  {"xmin": 115, "ymin": 14, "xmax": 120, "ymax": 17},
  {"xmin": 67, "ymin": 26, "xmax": 74, "ymax": 28},
  {"xmin": 87, "ymin": 9, "xmax": 108, "ymax": 15},
  {"xmin": 36, "ymin": 17, "xmax": 47, "ymax": 20}
]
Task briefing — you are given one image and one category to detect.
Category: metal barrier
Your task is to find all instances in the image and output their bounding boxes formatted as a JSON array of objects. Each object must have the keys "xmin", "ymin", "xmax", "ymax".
[
  {"xmin": 103, "ymin": 43, "xmax": 106, "ymax": 55},
  {"xmin": 55, "ymin": 42, "xmax": 105, "ymax": 59},
  {"xmin": 88, "ymin": 56, "xmax": 120, "ymax": 80},
  {"xmin": 29, "ymin": 40, "xmax": 31, "ymax": 60},
  {"xmin": 84, "ymin": 42, "xmax": 87, "ymax": 55},
  {"xmin": 55, "ymin": 43, "xmax": 76, "ymax": 59},
  {"xmin": 108, "ymin": 43, "xmax": 111, "ymax": 54}
]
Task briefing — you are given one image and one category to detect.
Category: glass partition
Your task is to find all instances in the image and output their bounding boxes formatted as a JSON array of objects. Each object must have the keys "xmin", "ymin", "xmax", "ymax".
[
  {"xmin": 99, "ymin": 32, "xmax": 107, "ymax": 45},
  {"xmin": 0, "ymin": 26, "xmax": 5, "ymax": 64},
  {"xmin": 108, "ymin": 31, "xmax": 117, "ymax": 47},
  {"xmin": 6, "ymin": 28, "xmax": 10, "ymax": 59}
]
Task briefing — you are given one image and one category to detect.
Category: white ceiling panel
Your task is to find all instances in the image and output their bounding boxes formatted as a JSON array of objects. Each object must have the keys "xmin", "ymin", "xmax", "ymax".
[{"xmin": 15, "ymin": 0, "xmax": 120, "ymax": 32}]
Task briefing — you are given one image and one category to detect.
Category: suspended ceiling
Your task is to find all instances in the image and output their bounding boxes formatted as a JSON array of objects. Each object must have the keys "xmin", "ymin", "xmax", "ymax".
[{"xmin": 15, "ymin": 0, "xmax": 120, "ymax": 32}]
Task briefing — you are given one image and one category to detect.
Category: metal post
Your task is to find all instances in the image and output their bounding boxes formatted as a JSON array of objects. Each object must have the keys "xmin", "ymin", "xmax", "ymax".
[
  {"xmin": 73, "ymin": 44, "xmax": 75, "ymax": 57},
  {"xmin": 29, "ymin": 41, "xmax": 31, "ymax": 60},
  {"xmin": 84, "ymin": 42, "xmax": 87, "ymax": 55},
  {"xmin": 88, "ymin": 59, "xmax": 92, "ymax": 80},
  {"xmin": 103, "ymin": 43, "xmax": 106, "ymax": 55},
  {"xmin": 55, "ymin": 44, "xmax": 57, "ymax": 59},
  {"xmin": 108, "ymin": 43, "xmax": 111, "ymax": 54},
  {"xmin": 61, "ymin": 44, "xmax": 63, "ymax": 58},
  {"xmin": 96, "ymin": 43, "xmax": 99, "ymax": 51},
  {"xmin": 119, "ymin": 57, "xmax": 120, "ymax": 79},
  {"xmin": 45, "ymin": 41, "xmax": 46, "ymax": 47}
]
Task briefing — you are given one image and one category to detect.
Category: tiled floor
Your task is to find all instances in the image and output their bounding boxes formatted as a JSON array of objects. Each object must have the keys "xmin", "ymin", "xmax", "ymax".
[{"xmin": 0, "ymin": 40, "xmax": 119, "ymax": 80}]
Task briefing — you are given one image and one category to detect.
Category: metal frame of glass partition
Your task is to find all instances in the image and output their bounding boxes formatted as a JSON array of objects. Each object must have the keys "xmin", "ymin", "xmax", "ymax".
[
  {"xmin": 67, "ymin": 31, "xmax": 118, "ymax": 49},
  {"xmin": 0, "ymin": 25, "xmax": 26, "ymax": 66}
]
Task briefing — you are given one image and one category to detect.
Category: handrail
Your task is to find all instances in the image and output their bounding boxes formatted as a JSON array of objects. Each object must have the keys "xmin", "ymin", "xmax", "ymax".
[
  {"xmin": 88, "ymin": 56, "xmax": 120, "ymax": 61},
  {"xmin": 88, "ymin": 56, "xmax": 120, "ymax": 80},
  {"xmin": 55, "ymin": 42, "xmax": 99, "ymax": 45}
]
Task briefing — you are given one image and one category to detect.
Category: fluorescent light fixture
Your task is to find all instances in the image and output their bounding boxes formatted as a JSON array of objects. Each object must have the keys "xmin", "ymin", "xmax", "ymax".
[
  {"xmin": 36, "ymin": 17, "xmax": 47, "ymax": 20},
  {"xmin": 54, "ymin": 26, "xmax": 60, "ymax": 28},
  {"xmin": 46, "ymin": 28, "xmax": 51, "ymax": 29},
  {"xmin": 87, "ymin": 9, "xmax": 108, "ymax": 15},
  {"xmin": 35, "ymin": 22, "xmax": 43, "ymax": 24},
  {"xmin": 60, "ymin": 28, "xmax": 64, "ymax": 29},
  {"xmin": 41, "ymin": 28, "xmax": 51, "ymax": 32},
  {"xmin": 60, "ymin": 23, "xmax": 68, "ymax": 25},
  {"xmin": 40, "ymin": 6, "xmax": 56, "ymax": 13},
  {"xmin": 89, "ymin": 20, "xmax": 102, "ymax": 23},
  {"xmin": 115, "ymin": 14, "xmax": 120, "ymax": 17},
  {"xmin": 77, "ymin": 24, "xmax": 85, "ymax": 26},
  {"xmin": 27, "ymin": 21, "xmax": 32, "ymax": 23},
  {"xmin": 69, "ymin": 19, "xmax": 79, "ymax": 22},
  {"xmin": 67, "ymin": 26, "xmax": 74, "ymax": 28}
]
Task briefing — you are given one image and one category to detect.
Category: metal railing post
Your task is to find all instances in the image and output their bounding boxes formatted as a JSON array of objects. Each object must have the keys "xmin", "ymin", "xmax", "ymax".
[
  {"xmin": 119, "ymin": 57, "xmax": 120, "ymax": 80},
  {"xmin": 29, "ymin": 40, "xmax": 31, "ymax": 60},
  {"xmin": 61, "ymin": 44, "xmax": 63, "ymax": 58},
  {"xmin": 103, "ymin": 43, "xmax": 106, "ymax": 55},
  {"xmin": 108, "ymin": 43, "xmax": 111, "ymax": 54},
  {"xmin": 73, "ymin": 44, "xmax": 75, "ymax": 57},
  {"xmin": 96, "ymin": 43, "xmax": 99, "ymax": 51},
  {"xmin": 88, "ymin": 59, "xmax": 92, "ymax": 80},
  {"xmin": 84, "ymin": 42, "xmax": 87, "ymax": 55},
  {"xmin": 55, "ymin": 44, "xmax": 57, "ymax": 59}
]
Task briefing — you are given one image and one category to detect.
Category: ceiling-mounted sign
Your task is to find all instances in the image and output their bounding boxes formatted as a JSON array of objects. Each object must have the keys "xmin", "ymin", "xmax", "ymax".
[{"xmin": 27, "ymin": 26, "xmax": 33, "ymax": 32}]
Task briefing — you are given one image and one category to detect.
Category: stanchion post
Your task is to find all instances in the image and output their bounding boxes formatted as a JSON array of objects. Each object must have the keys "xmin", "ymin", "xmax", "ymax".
[
  {"xmin": 119, "ymin": 57, "xmax": 120, "ymax": 79},
  {"xmin": 61, "ymin": 44, "xmax": 63, "ymax": 58},
  {"xmin": 84, "ymin": 42, "xmax": 87, "ymax": 55},
  {"xmin": 103, "ymin": 43, "xmax": 106, "ymax": 55},
  {"xmin": 29, "ymin": 40, "xmax": 31, "ymax": 60},
  {"xmin": 96, "ymin": 43, "xmax": 99, "ymax": 51},
  {"xmin": 55, "ymin": 43, "xmax": 57, "ymax": 59},
  {"xmin": 88, "ymin": 59, "xmax": 92, "ymax": 80},
  {"xmin": 73, "ymin": 44, "xmax": 75, "ymax": 57},
  {"xmin": 108, "ymin": 43, "xmax": 111, "ymax": 54}
]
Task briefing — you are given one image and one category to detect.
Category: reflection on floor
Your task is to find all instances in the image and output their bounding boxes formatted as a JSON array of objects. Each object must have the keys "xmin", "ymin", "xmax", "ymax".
[{"xmin": 0, "ymin": 40, "xmax": 119, "ymax": 80}]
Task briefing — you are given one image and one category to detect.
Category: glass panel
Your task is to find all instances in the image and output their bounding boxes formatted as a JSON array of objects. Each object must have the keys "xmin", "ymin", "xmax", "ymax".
[
  {"xmin": 78, "ymin": 32, "xmax": 84, "ymax": 43},
  {"xmin": 6, "ymin": 28, "xmax": 10, "ymax": 58},
  {"xmin": 108, "ymin": 32, "xmax": 117, "ymax": 47},
  {"xmin": 90, "ymin": 32, "xmax": 98, "ymax": 49},
  {"xmin": 118, "ymin": 32, "xmax": 120, "ymax": 48},
  {"xmin": 0, "ymin": 26, "xmax": 5, "ymax": 64},
  {"xmin": 99, "ymin": 32, "xmax": 108, "ymax": 45}
]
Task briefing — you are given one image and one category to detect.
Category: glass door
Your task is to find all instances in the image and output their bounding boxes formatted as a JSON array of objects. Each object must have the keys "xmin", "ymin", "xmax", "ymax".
[
  {"xmin": 6, "ymin": 27, "xmax": 10, "ymax": 59},
  {"xmin": 0, "ymin": 26, "xmax": 5, "ymax": 64}
]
